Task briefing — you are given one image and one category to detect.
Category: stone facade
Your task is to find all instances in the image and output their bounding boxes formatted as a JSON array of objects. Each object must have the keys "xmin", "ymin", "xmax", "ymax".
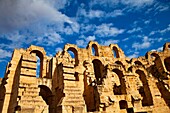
[{"xmin": 0, "ymin": 41, "xmax": 170, "ymax": 113}]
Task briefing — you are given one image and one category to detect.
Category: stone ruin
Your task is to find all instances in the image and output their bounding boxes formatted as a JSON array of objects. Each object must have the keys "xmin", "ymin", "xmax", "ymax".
[{"xmin": 0, "ymin": 41, "xmax": 170, "ymax": 113}]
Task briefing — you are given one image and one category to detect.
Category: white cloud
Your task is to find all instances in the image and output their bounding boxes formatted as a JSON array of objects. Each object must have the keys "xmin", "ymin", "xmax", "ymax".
[
  {"xmin": 132, "ymin": 36, "xmax": 151, "ymax": 50},
  {"xmin": 121, "ymin": 0, "xmax": 154, "ymax": 7},
  {"xmin": 76, "ymin": 40, "xmax": 86, "ymax": 47},
  {"xmin": 90, "ymin": 0, "xmax": 154, "ymax": 9},
  {"xmin": 86, "ymin": 36, "xmax": 96, "ymax": 41},
  {"xmin": 149, "ymin": 24, "xmax": 170, "ymax": 36},
  {"xmin": 0, "ymin": 49, "xmax": 12, "ymax": 58},
  {"xmin": 157, "ymin": 47, "xmax": 163, "ymax": 51},
  {"xmin": 0, "ymin": 0, "xmax": 77, "ymax": 33},
  {"xmin": 76, "ymin": 35, "xmax": 96, "ymax": 47},
  {"xmin": 106, "ymin": 10, "xmax": 124, "ymax": 17},
  {"xmin": 127, "ymin": 27, "xmax": 142, "ymax": 34},
  {"xmin": 94, "ymin": 23, "xmax": 125, "ymax": 37},
  {"xmin": 55, "ymin": 47, "xmax": 63, "ymax": 52},
  {"xmin": 88, "ymin": 10, "xmax": 105, "ymax": 18},
  {"xmin": 128, "ymin": 52, "xmax": 139, "ymax": 58},
  {"xmin": 36, "ymin": 32, "xmax": 63, "ymax": 46},
  {"xmin": 144, "ymin": 20, "xmax": 151, "ymax": 24},
  {"xmin": 100, "ymin": 39, "xmax": 119, "ymax": 46}
]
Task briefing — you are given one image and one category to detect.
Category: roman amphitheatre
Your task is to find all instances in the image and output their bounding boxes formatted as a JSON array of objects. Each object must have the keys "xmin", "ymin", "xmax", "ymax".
[{"xmin": 0, "ymin": 41, "xmax": 170, "ymax": 113}]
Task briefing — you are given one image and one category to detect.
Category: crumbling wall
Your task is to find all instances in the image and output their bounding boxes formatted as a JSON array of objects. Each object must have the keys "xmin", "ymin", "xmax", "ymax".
[{"xmin": 0, "ymin": 41, "xmax": 170, "ymax": 113}]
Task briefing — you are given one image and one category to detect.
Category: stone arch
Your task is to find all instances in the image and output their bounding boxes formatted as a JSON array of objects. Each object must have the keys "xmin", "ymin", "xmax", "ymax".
[
  {"xmin": 112, "ymin": 46, "xmax": 120, "ymax": 58},
  {"xmin": 92, "ymin": 59, "xmax": 104, "ymax": 85},
  {"xmin": 146, "ymin": 51, "xmax": 159, "ymax": 61},
  {"xmin": 27, "ymin": 45, "xmax": 47, "ymax": 78},
  {"xmin": 115, "ymin": 61, "xmax": 123, "ymax": 65},
  {"xmin": 30, "ymin": 50, "xmax": 44, "ymax": 78},
  {"xmin": 150, "ymin": 52, "xmax": 159, "ymax": 59},
  {"xmin": 134, "ymin": 60, "xmax": 143, "ymax": 65},
  {"xmin": 135, "ymin": 70, "xmax": 153, "ymax": 106},
  {"xmin": 163, "ymin": 42, "xmax": 170, "ymax": 51},
  {"xmin": 112, "ymin": 69, "xmax": 127, "ymax": 95},
  {"xmin": 114, "ymin": 60, "xmax": 126, "ymax": 71},
  {"xmin": 109, "ymin": 44, "xmax": 125, "ymax": 58},
  {"xmin": 87, "ymin": 41, "xmax": 100, "ymax": 56},
  {"xmin": 64, "ymin": 44, "xmax": 79, "ymax": 66},
  {"xmin": 164, "ymin": 57, "xmax": 170, "ymax": 72},
  {"xmin": 38, "ymin": 85, "xmax": 53, "ymax": 112},
  {"xmin": 92, "ymin": 44, "xmax": 99, "ymax": 56}
]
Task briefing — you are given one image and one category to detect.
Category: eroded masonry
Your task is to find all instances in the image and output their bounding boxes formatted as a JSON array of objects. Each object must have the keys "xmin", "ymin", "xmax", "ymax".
[{"xmin": 0, "ymin": 41, "xmax": 170, "ymax": 113}]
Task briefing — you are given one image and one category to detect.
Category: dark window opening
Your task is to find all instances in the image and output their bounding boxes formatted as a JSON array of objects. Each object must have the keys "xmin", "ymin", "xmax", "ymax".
[
  {"xmin": 74, "ymin": 72, "xmax": 79, "ymax": 81},
  {"xmin": 112, "ymin": 47, "xmax": 119, "ymax": 58},
  {"xmin": 119, "ymin": 100, "xmax": 128, "ymax": 109},
  {"xmin": 92, "ymin": 59, "xmax": 103, "ymax": 85},
  {"xmin": 113, "ymin": 69, "xmax": 127, "ymax": 95},
  {"xmin": 164, "ymin": 57, "xmax": 170, "ymax": 72},
  {"xmin": 134, "ymin": 61, "xmax": 142, "ymax": 65},
  {"xmin": 136, "ymin": 70, "xmax": 153, "ymax": 106},
  {"xmin": 67, "ymin": 47, "xmax": 79, "ymax": 66}
]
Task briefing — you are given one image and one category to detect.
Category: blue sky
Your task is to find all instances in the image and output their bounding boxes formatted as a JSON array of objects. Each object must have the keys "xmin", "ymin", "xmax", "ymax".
[{"xmin": 0, "ymin": 0, "xmax": 170, "ymax": 78}]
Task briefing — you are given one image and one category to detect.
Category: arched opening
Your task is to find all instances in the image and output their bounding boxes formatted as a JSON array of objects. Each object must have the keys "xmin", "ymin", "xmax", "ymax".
[
  {"xmin": 115, "ymin": 61, "xmax": 125, "ymax": 70},
  {"xmin": 115, "ymin": 61, "xmax": 123, "ymax": 65},
  {"xmin": 31, "ymin": 50, "xmax": 44, "ymax": 78},
  {"xmin": 112, "ymin": 47, "xmax": 119, "ymax": 58},
  {"xmin": 150, "ymin": 53, "xmax": 159, "ymax": 60},
  {"xmin": 119, "ymin": 100, "xmax": 128, "ymax": 109},
  {"xmin": 164, "ymin": 57, "xmax": 170, "ymax": 72},
  {"xmin": 136, "ymin": 70, "xmax": 153, "ymax": 106},
  {"xmin": 92, "ymin": 59, "xmax": 103, "ymax": 85},
  {"xmin": 112, "ymin": 69, "xmax": 126, "ymax": 95},
  {"xmin": 67, "ymin": 47, "xmax": 79, "ymax": 66},
  {"xmin": 39, "ymin": 85, "xmax": 53, "ymax": 112},
  {"xmin": 92, "ymin": 44, "xmax": 99, "ymax": 56},
  {"xmin": 134, "ymin": 61, "xmax": 143, "ymax": 65},
  {"xmin": 167, "ymin": 44, "xmax": 170, "ymax": 50}
]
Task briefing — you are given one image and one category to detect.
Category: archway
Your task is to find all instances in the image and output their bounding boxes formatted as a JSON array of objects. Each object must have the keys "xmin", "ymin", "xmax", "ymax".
[
  {"xmin": 134, "ymin": 61, "xmax": 143, "ymax": 65},
  {"xmin": 92, "ymin": 44, "xmax": 99, "ymax": 56},
  {"xmin": 31, "ymin": 50, "xmax": 44, "ymax": 78},
  {"xmin": 92, "ymin": 59, "xmax": 103, "ymax": 85},
  {"xmin": 67, "ymin": 47, "xmax": 79, "ymax": 66},
  {"xmin": 112, "ymin": 69, "xmax": 126, "ymax": 95},
  {"xmin": 164, "ymin": 57, "xmax": 170, "ymax": 72},
  {"xmin": 112, "ymin": 47, "xmax": 120, "ymax": 58},
  {"xmin": 136, "ymin": 70, "xmax": 153, "ymax": 106},
  {"xmin": 38, "ymin": 85, "xmax": 53, "ymax": 112}
]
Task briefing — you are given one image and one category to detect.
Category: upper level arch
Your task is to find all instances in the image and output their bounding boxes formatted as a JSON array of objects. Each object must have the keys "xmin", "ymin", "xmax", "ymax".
[
  {"xmin": 64, "ymin": 44, "xmax": 79, "ymax": 66},
  {"xmin": 145, "ymin": 51, "xmax": 159, "ymax": 61},
  {"xmin": 135, "ymin": 69, "xmax": 153, "ymax": 106},
  {"xmin": 164, "ymin": 57, "xmax": 170, "ymax": 72},
  {"xmin": 27, "ymin": 45, "xmax": 47, "ymax": 78},
  {"xmin": 109, "ymin": 44, "xmax": 125, "ymax": 58},
  {"xmin": 87, "ymin": 41, "xmax": 100, "ymax": 56},
  {"xmin": 92, "ymin": 59, "xmax": 104, "ymax": 85},
  {"xmin": 163, "ymin": 42, "xmax": 170, "ymax": 51},
  {"xmin": 112, "ymin": 69, "xmax": 127, "ymax": 95}
]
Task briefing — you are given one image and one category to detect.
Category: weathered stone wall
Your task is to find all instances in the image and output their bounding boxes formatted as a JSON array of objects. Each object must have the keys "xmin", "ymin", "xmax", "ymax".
[{"xmin": 0, "ymin": 41, "xmax": 170, "ymax": 113}]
